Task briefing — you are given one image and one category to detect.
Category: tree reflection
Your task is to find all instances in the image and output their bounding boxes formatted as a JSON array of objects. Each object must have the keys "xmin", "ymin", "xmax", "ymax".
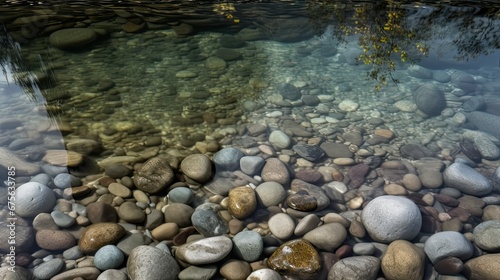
[{"xmin": 307, "ymin": 1, "xmax": 500, "ymax": 89}]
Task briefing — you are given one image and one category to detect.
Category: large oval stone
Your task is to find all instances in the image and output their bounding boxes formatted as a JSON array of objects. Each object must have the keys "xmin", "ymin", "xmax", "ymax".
[
  {"xmin": 381, "ymin": 240, "xmax": 425, "ymax": 280},
  {"xmin": 303, "ymin": 223, "xmax": 347, "ymax": 252},
  {"xmin": 424, "ymin": 231, "xmax": 473, "ymax": 264},
  {"xmin": 228, "ymin": 186, "xmax": 256, "ymax": 219},
  {"xmin": 443, "ymin": 162, "xmax": 492, "ymax": 196},
  {"xmin": 133, "ymin": 155, "xmax": 175, "ymax": 194},
  {"xmin": 127, "ymin": 245, "xmax": 179, "ymax": 280},
  {"xmin": 267, "ymin": 239, "xmax": 321, "ymax": 280},
  {"xmin": 328, "ymin": 256, "xmax": 380, "ymax": 280},
  {"xmin": 175, "ymin": 236, "xmax": 233, "ymax": 265},
  {"xmin": 463, "ymin": 254, "xmax": 500, "ymax": 280},
  {"xmin": 49, "ymin": 28, "xmax": 98, "ymax": 49},
  {"xmin": 180, "ymin": 154, "xmax": 212, "ymax": 183},
  {"xmin": 15, "ymin": 182, "xmax": 56, "ymax": 218},
  {"xmin": 261, "ymin": 158, "xmax": 290, "ymax": 185},
  {"xmin": 79, "ymin": 223, "xmax": 126, "ymax": 254}
]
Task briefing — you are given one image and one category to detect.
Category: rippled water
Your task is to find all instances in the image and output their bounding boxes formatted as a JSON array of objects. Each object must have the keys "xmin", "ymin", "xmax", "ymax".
[{"xmin": 1, "ymin": 0, "xmax": 500, "ymax": 279}]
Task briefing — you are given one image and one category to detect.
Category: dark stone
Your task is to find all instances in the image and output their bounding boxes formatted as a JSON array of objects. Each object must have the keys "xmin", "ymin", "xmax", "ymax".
[
  {"xmin": 413, "ymin": 83, "xmax": 446, "ymax": 116},
  {"xmin": 320, "ymin": 142, "xmax": 354, "ymax": 158},
  {"xmin": 133, "ymin": 155, "xmax": 175, "ymax": 194},
  {"xmin": 295, "ymin": 169, "xmax": 323, "ymax": 184},
  {"xmin": 400, "ymin": 143, "xmax": 436, "ymax": 159},
  {"xmin": 191, "ymin": 209, "xmax": 229, "ymax": 237},
  {"xmin": 86, "ymin": 201, "xmax": 118, "ymax": 224},
  {"xmin": 219, "ymin": 35, "xmax": 246, "ymax": 48},
  {"xmin": 462, "ymin": 96, "xmax": 485, "ymax": 112},
  {"xmin": 292, "ymin": 144, "xmax": 325, "ymax": 162},
  {"xmin": 97, "ymin": 79, "xmax": 115, "ymax": 91},
  {"xmin": 434, "ymin": 257, "xmax": 464, "ymax": 275},
  {"xmin": 105, "ymin": 164, "xmax": 132, "ymax": 179},
  {"xmin": 348, "ymin": 164, "xmax": 370, "ymax": 188},
  {"xmin": 435, "ymin": 194, "xmax": 459, "ymax": 207},
  {"xmin": 214, "ymin": 48, "xmax": 241, "ymax": 61},
  {"xmin": 301, "ymin": 95, "xmax": 320, "ymax": 106},
  {"xmin": 465, "ymin": 111, "xmax": 500, "ymax": 140},
  {"xmin": 451, "ymin": 71, "xmax": 478, "ymax": 93},
  {"xmin": 279, "ymin": 83, "xmax": 301, "ymax": 101},
  {"xmin": 459, "ymin": 141, "xmax": 482, "ymax": 163},
  {"xmin": 287, "ymin": 193, "xmax": 317, "ymax": 211}
]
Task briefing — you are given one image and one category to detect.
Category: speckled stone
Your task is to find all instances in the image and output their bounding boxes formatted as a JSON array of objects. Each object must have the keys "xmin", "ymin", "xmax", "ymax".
[
  {"xmin": 267, "ymin": 239, "xmax": 321, "ymax": 280},
  {"xmin": 268, "ymin": 213, "xmax": 295, "ymax": 240},
  {"xmin": 328, "ymin": 256, "xmax": 380, "ymax": 280},
  {"xmin": 127, "ymin": 245, "xmax": 180, "ymax": 280},
  {"xmin": 50, "ymin": 267, "xmax": 101, "ymax": 280},
  {"xmin": 94, "ymin": 245, "xmax": 125, "ymax": 270},
  {"xmin": 191, "ymin": 208, "xmax": 228, "ymax": 237},
  {"xmin": 176, "ymin": 236, "xmax": 233, "ymax": 265},
  {"xmin": 261, "ymin": 158, "xmax": 291, "ymax": 185},
  {"xmin": 464, "ymin": 254, "xmax": 500, "ymax": 280},
  {"xmin": 381, "ymin": 240, "xmax": 425, "ymax": 280},
  {"xmin": 220, "ymin": 259, "xmax": 252, "ymax": 280},
  {"xmin": 228, "ymin": 186, "xmax": 257, "ymax": 219},
  {"xmin": 36, "ymin": 229, "xmax": 76, "ymax": 251},
  {"xmin": 79, "ymin": 223, "xmax": 126, "ymax": 254},
  {"xmin": 286, "ymin": 192, "xmax": 317, "ymax": 211}
]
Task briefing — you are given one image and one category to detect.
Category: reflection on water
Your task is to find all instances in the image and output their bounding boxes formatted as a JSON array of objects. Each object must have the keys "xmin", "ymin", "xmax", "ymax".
[{"xmin": 1, "ymin": 1, "xmax": 500, "ymax": 279}]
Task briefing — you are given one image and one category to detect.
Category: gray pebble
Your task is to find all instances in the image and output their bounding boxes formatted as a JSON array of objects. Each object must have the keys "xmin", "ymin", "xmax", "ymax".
[
  {"xmin": 232, "ymin": 230, "xmax": 263, "ymax": 262},
  {"xmin": 168, "ymin": 187, "xmax": 194, "ymax": 204},
  {"xmin": 353, "ymin": 243, "xmax": 376, "ymax": 255},
  {"xmin": 51, "ymin": 211, "xmax": 75, "ymax": 228},
  {"xmin": 63, "ymin": 246, "xmax": 84, "ymax": 260},
  {"xmin": 53, "ymin": 173, "xmax": 81, "ymax": 189},
  {"xmin": 97, "ymin": 269, "xmax": 128, "ymax": 280},
  {"xmin": 33, "ymin": 258, "xmax": 65, "ymax": 279},
  {"xmin": 424, "ymin": 231, "xmax": 473, "ymax": 264},
  {"xmin": 94, "ymin": 245, "xmax": 125, "ymax": 270}
]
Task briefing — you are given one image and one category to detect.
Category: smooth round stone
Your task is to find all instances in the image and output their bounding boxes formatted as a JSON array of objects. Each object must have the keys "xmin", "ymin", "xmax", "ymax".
[
  {"xmin": 127, "ymin": 245, "xmax": 180, "ymax": 280},
  {"xmin": 191, "ymin": 208, "xmax": 228, "ymax": 237},
  {"xmin": 463, "ymin": 254, "xmax": 500, "ymax": 280},
  {"xmin": 108, "ymin": 183, "xmax": 132, "ymax": 198},
  {"xmin": 292, "ymin": 144, "xmax": 325, "ymax": 162},
  {"xmin": 181, "ymin": 154, "xmax": 212, "ymax": 183},
  {"xmin": 213, "ymin": 148, "xmax": 245, "ymax": 171},
  {"xmin": 232, "ymin": 230, "xmax": 263, "ymax": 262},
  {"xmin": 384, "ymin": 183, "xmax": 408, "ymax": 195},
  {"xmin": 168, "ymin": 187, "xmax": 194, "ymax": 204},
  {"xmin": 53, "ymin": 173, "xmax": 81, "ymax": 189},
  {"xmin": 403, "ymin": 173, "xmax": 422, "ymax": 191},
  {"xmin": 176, "ymin": 236, "xmax": 233, "ymax": 265},
  {"xmin": 30, "ymin": 173, "xmax": 52, "ymax": 185},
  {"xmin": 33, "ymin": 258, "xmax": 65, "ymax": 279},
  {"xmin": 79, "ymin": 223, "xmax": 126, "ymax": 254},
  {"xmin": 443, "ymin": 163, "xmax": 492, "ymax": 196},
  {"xmin": 269, "ymin": 130, "xmax": 291, "ymax": 149},
  {"xmin": 267, "ymin": 239, "xmax": 321, "ymax": 280},
  {"xmin": 328, "ymin": 256, "xmax": 380, "ymax": 280},
  {"xmin": 51, "ymin": 210, "xmax": 75, "ymax": 228},
  {"xmin": 86, "ymin": 201, "xmax": 118, "ymax": 223},
  {"xmin": 63, "ymin": 246, "xmax": 83, "ymax": 260},
  {"xmin": 96, "ymin": 269, "xmax": 128, "ymax": 280},
  {"xmin": 247, "ymin": 268, "xmax": 282, "ymax": 280},
  {"xmin": 133, "ymin": 155, "xmax": 175, "ymax": 194},
  {"xmin": 472, "ymin": 220, "xmax": 500, "ymax": 252},
  {"xmin": 94, "ymin": 245, "xmax": 125, "ymax": 270},
  {"xmin": 151, "ymin": 223, "xmax": 179, "ymax": 241},
  {"xmin": 133, "ymin": 190, "xmax": 150, "ymax": 204},
  {"xmin": 381, "ymin": 240, "xmax": 425, "ymax": 280},
  {"xmin": 32, "ymin": 213, "xmax": 59, "ymax": 231},
  {"xmin": 36, "ymin": 229, "xmax": 76, "ymax": 251},
  {"xmin": 118, "ymin": 201, "xmax": 145, "ymax": 223},
  {"xmin": 361, "ymin": 195, "xmax": 422, "ymax": 243},
  {"xmin": 255, "ymin": 182, "xmax": 287, "ymax": 207},
  {"xmin": 268, "ymin": 213, "xmax": 295, "ymax": 240},
  {"xmin": 164, "ymin": 203, "xmax": 194, "ymax": 228},
  {"xmin": 434, "ymin": 257, "xmax": 464, "ymax": 275},
  {"xmin": 240, "ymin": 156, "xmax": 266, "ymax": 176},
  {"xmin": 220, "ymin": 259, "xmax": 252, "ymax": 280},
  {"xmin": 104, "ymin": 164, "xmax": 132, "ymax": 178},
  {"xmin": 15, "ymin": 182, "xmax": 56, "ymax": 218},
  {"xmin": 50, "ymin": 267, "xmax": 101, "ymax": 280},
  {"xmin": 419, "ymin": 169, "xmax": 443, "ymax": 189},
  {"xmin": 287, "ymin": 193, "xmax": 317, "ymax": 211},
  {"xmin": 353, "ymin": 243, "xmax": 376, "ymax": 255},
  {"xmin": 303, "ymin": 223, "xmax": 347, "ymax": 252},
  {"xmin": 339, "ymin": 99, "xmax": 359, "ymax": 112},
  {"xmin": 178, "ymin": 265, "xmax": 217, "ymax": 280},
  {"xmin": 228, "ymin": 186, "xmax": 257, "ymax": 219},
  {"xmin": 424, "ymin": 231, "xmax": 474, "ymax": 264},
  {"xmin": 261, "ymin": 158, "xmax": 291, "ymax": 185},
  {"xmin": 49, "ymin": 28, "xmax": 97, "ymax": 49},
  {"xmin": 294, "ymin": 214, "xmax": 320, "ymax": 236},
  {"xmin": 482, "ymin": 205, "xmax": 500, "ymax": 220}
]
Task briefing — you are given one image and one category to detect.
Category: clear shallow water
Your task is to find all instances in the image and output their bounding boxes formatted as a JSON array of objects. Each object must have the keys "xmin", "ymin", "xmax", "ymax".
[{"xmin": 1, "ymin": 1, "xmax": 500, "ymax": 279}]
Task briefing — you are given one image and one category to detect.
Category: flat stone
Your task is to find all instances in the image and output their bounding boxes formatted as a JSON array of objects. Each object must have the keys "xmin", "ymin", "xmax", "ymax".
[
  {"xmin": 36, "ymin": 229, "xmax": 76, "ymax": 251},
  {"xmin": 268, "ymin": 213, "xmax": 295, "ymax": 240},
  {"xmin": 213, "ymin": 148, "xmax": 245, "ymax": 171},
  {"xmin": 220, "ymin": 259, "xmax": 252, "ymax": 280},
  {"xmin": 267, "ymin": 239, "xmax": 321, "ymax": 280},
  {"xmin": 51, "ymin": 210, "xmax": 75, "ymax": 228},
  {"xmin": 246, "ymin": 269, "xmax": 282, "ymax": 280},
  {"xmin": 79, "ymin": 223, "xmax": 126, "ymax": 254},
  {"xmin": 261, "ymin": 158, "xmax": 290, "ymax": 185},
  {"xmin": 96, "ymin": 269, "xmax": 128, "ymax": 280},
  {"xmin": 291, "ymin": 179, "xmax": 330, "ymax": 210},
  {"xmin": 473, "ymin": 220, "xmax": 500, "ymax": 252},
  {"xmin": 269, "ymin": 130, "xmax": 291, "ymax": 149},
  {"xmin": 191, "ymin": 208, "xmax": 228, "ymax": 237},
  {"xmin": 86, "ymin": 201, "xmax": 118, "ymax": 224},
  {"xmin": 255, "ymin": 181, "xmax": 286, "ymax": 207},
  {"xmin": 127, "ymin": 245, "xmax": 180, "ymax": 280},
  {"xmin": 434, "ymin": 257, "xmax": 464, "ymax": 275},
  {"xmin": 287, "ymin": 193, "xmax": 317, "ymax": 211},
  {"xmin": 178, "ymin": 265, "xmax": 218, "ymax": 280},
  {"xmin": 108, "ymin": 182, "xmax": 132, "ymax": 198},
  {"xmin": 320, "ymin": 142, "xmax": 353, "ymax": 158},
  {"xmin": 176, "ymin": 236, "xmax": 233, "ymax": 265},
  {"xmin": 118, "ymin": 201, "xmax": 145, "ymax": 223},
  {"xmin": 0, "ymin": 147, "xmax": 40, "ymax": 175},
  {"xmin": 232, "ymin": 230, "xmax": 263, "ymax": 262},
  {"xmin": 443, "ymin": 163, "xmax": 492, "ymax": 196},
  {"xmin": 43, "ymin": 149, "xmax": 83, "ymax": 167},
  {"xmin": 49, "ymin": 28, "xmax": 98, "ymax": 49},
  {"xmin": 33, "ymin": 258, "xmax": 65, "ymax": 279},
  {"xmin": 151, "ymin": 223, "xmax": 179, "ymax": 241}
]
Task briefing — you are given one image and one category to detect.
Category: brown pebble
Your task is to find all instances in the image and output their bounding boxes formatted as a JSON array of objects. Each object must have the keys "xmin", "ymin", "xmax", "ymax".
[
  {"xmin": 229, "ymin": 219, "xmax": 245, "ymax": 235},
  {"xmin": 228, "ymin": 186, "xmax": 257, "ymax": 219},
  {"xmin": 448, "ymin": 207, "xmax": 471, "ymax": 223},
  {"xmin": 69, "ymin": 186, "xmax": 91, "ymax": 199},
  {"xmin": 86, "ymin": 201, "xmax": 118, "ymax": 224},
  {"xmin": 173, "ymin": 227, "xmax": 197, "ymax": 246},
  {"xmin": 482, "ymin": 205, "xmax": 500, "ymax": 221},
  {"xmin": 434, "ymin": 257, "xmax": 464, "ymax": 275},
  {"xmin": 349, "ymin": 217, "xmax": 366, "ymax": 238},
  {"xmin": 99, "ymin": 176, "xmax": 116, "ymax": 187},
  {"xmin": 267, "ymin": 239, "xmax": 321, "ymax": 280},
  {"xmin": 15, "ymin": 253, "xmax": 32, "ymax": 267},
  {"xmin": 402, "ymin": 173, "xmax": 421, "ymax": 192},
  {"xmin": 36, "ymin": 229, "xmax": 76, "ymax": 251},
  {"xmin": 335, "ymin": 244, "xmax": 352, "ymax": 259},
  {"xmin": 78, "ymin": 223, "xmax": 125, "ymax": 254},
  {"xmin": 51, "ymin": 267, "xmax": 101, "ymax": 280},
  {"xmin": 421, "ymin": 216, "xmax": 438, "ymax": 233},
  {"xmin": 151, "ymin": 223, "xmax": 179, "ymax": 241},
  {"xmin": 442, "ymin": 217, "xmax": 463, "ymax": 232},
  {"xmin": 220, "ymin": 259, "xmax": 252, "ymax": 280},
  {"xmin": 435, "ymin": 194, "xmax": 459, "ymax": 207},
  {"xmin": 295, "ymin": 169, "xmax": 323, "ymax": 184},
  {"xmin": 384, "ymin": 184, "xmax": 408, "ymax": 196},
  {"xmin": 286, "ymin": 193, "xmax": 317, "ymax": 211}
]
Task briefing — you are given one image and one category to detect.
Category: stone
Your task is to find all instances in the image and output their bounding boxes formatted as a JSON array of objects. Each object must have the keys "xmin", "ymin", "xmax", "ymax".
[
  {"xmin": 295, "ymin": 214, "xmax": 321, "ymax": 236},
  {"xmin": 0, "ymin": 266, "xmax": 33, "ymax": 279},
  {"xmin": 49, "ymin": 28, "xmax": 97, "ymax": 49},
  {"xmin": 413, "ymin": 83, "xmax": 446, "ymax": 116},
  {"xmin": 133, "ymin": 155, "xmax": 175, "ymax": 194},
  {"xmin": 151, "ymin": 223, "xmax": 179, "ymax": 241},
  {"xmin": 286, "ymin": 193, "xmax": 317, "ymax": 211},
  {"xmin": 303, "ymin": 223, "xmax": 347, "ymax": 252},
  {"xmin": 268, "ymin": 213, "xmax": 295, "ymax": 240},
  {"xmin": 220, "ymin": 259, "xmax": 252, "ymax": 280},
  {"xmin": 352, "ymin": 243, "xmax": 375, "ymax": 255},
  {"xmin": 79, "ymin": 223, "xmax": 126, "ymax": 254},
  {"xmin": 178, "ymin": 265, "xmax": 217, "ymax": 280},
  {"xmin": 291, "ymin": 179, "xmax": 330, "ymax": 210},
  {"xmin": 168, "ymin": 187, "xmax": 194, "ymax": 204},
  {"xmin": 278, "ymin": 83, "xmax": 301, "ymax": 100},
  {"xmin": 261, "ymin": 158, "xmax": 290, "ymax": 185},
  {"xmin": 15, "ymin": 182, "xmax": 56, "ymax": 218},
  {"xmin": 206, "ymin": 56, "xmax": 226, "ymax": 69},
  {"xmin": 43, "ymin": 149, "xmax": 83, "ymax": 167},
  {"xmin": 232, "ymin": 230, "xmax": 263, "ymax": 262},
  {"xmin": 348, "ymin": 163, "xmax": 370, "ymax": 188},
  {"xmin": 419, "ymin": 169, "xmax": 443, "ymax": 189},
  {"xmin": 465, "ymin": 111, "xmax": 500, "ymax": 140},
  {"xmin": 473, "ymin": 220, "xmax": 500, "ymax": 252},
  {"xmin": 0, "ymin": 147, "xmax": 40, "ymax": 175},
  {"xmin": 214, "ymin": 48, "xmax": 242, "ymax": 61},
  {"xmin": 86, "ymin": 201, "xmax": 118, "ymax": 224},
  {"xmin": 328, "ymin": 256, "xmax": 380, "ymax": 280},
  {"xmin": 176, "ymin": 236, "xmax": 233, "ymax": 265},
  {"xmin": 424, "ymin": 231, "xmax": 474, "ymax": 264},
  {"xmin": 339, "ymin": 99, "xmax": 359, "ymax": 112},
  {"xmin": 63, "ymin": 246, "xmax": 83, "ymax": 260},
  {"xmin": 33, "ymin": 258, "xmax": 65, "ymax": 279},
  {"xmin": 181, "ymin": 154, "xmax": 212, "ymax": 182},
  {"xmin": 240, "ymin": 156, "xmax": 265, "ymax": 175},
  {"xmin": 164, "ymin": 203, "xmax": 194, "ymax": 228},
  {"xmin": 127, "ymin": 245, "xmax": 179, "ymax": 280},
  {"xmin": 53, "ymin": 173, "xmax": 81, "ymax": 189},
  {"xmin": 267, "ymin": 239, "xmax": 321, "ymax": 280},
  {"xmin": 482, "ymin": 205, "xmax": 500, "ymax": 221},
  {"xmin": 36, "ymin": 229, "xmax": 76, "ymax": 251},
  {"xmin": 255, "ymin": 181, "xmax": 286, "ymax": 207},
  {"xmin": 228, "ymin": 186, "xmax": 257, "ymax": 219},
  {"xmin": 191, "ymin": 208, "xmax": 228, "ymax": 237},
  {"xmin": 51, "ymin": 267, "xmax": 101, "ymax": 280},
  {"xmin": 474, "ymin": 133, "xmax": 500, "ymax": 160},
  {"xmin": 400, "ymin": 143, "xmax": 436, "ymax": 159},
  {"xmin": 51, "ymin": 210, "xmax": 75, "ymax": 228},
  {"xmin": 269, "ymin": 130, "xmax": 291, "ymax": 149},
  {"xmin": 116, "ymin": 232, "xmax": 151, "ymax": 256},
  {"xmin": 108, "ymin": 182, "xmax": 132, "ymax": 198},
  {"xmin": 0, "ymin": 224, "xmax": 34, "ymax": 253},
  {"xmin": 361, "ymin": 196, "xmax": 422, "ymax": 243},
  {"xmin": 246, "ymin": 268, "xmax": 282, "ymax": 280},
  {"xmin": 381, "ymin": 240, "xmax": 425, "ymax": 280},
  {"xmin": 219, "ymin": 35, "xmax": 246, "ymax": 48},
  {"xmin": 408, "ymin": 65, "xmax": 433, "ymax": 79},
  {"xmin": 96, "ymin": 269, "xmax": 128, "ymax": 280},
  {"xmin": 118, "ymin": 201, "xmax": 146, "ymax": 223},
  {"xmin": 434, "ymin": 257, "xmax": 464, "ymax": 275},
  {"xmin": 94, "ymin": 245, "xmax": 125, "ymax": 270},
  {"xmin": 463, "ymin": 254, "xmax": 500, "ymax": 280},
  {"xmin": 104, "ymin": 164, "xmax": 131, "ymax": 178},
  {"xmin": 292, "ymin": 144, "xmax": 325, "ymax": 162},
  {"xmin": 65, "ymin": 138, "xmax": 100, "ymax": 155},
  {"xmin": 394, "ymin": 100, "xmax": 418, "ymax": 112},
  {"xmin": 443, "ymin": 163, "xmax": 492, "ymax": 196},
  {"xmin": 213, "ymin": 148, "xmax": 245, "ymax": 171},
  {"xmin": 320, "ymin": 142, "xmax": 354, "ymax": 158}
]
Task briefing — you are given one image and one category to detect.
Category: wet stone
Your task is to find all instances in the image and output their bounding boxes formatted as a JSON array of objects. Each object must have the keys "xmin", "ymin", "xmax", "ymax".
[
  {"xmin": 36, "ymin": 229, "xmax": 76, "ymax": 251},
  {"xmin": 291, "ymin": 179, "xmax": 330, "ymax": 210},
  {"xmin": 348, "ymin": 163, "xmax": 370, "ymax": 188},
  {"xmin": 328, "ymin": 256, "xmax": 380, "ymax": 280},
  {"xmin": 267, "ymin": 239, "xmax": 321, "ymax": 280},
  {"xmin": 33, "ymin": 258, "xmax": 65, "ymax": 279},
  {"xmin": 127, "ymin": 245, "xmax": 179, "ymax": 280},
  {"xmin": 133, "ymin": 155, "xmax": 175, "ymax": 194},
  {"xmin": 434, "ymin": 257, "xmax": 464, "ymax": 275},
  {"xmin": 261, "ymin": 158, "xmax": 291, "ymax": 185},
  {"xmin": 176, "ymin": 236, "xmax": 233, "ymax": 265},
  {"xmin": 78, "ymin": 223, "xmax": 126, "ymax": 254},
  {"xmin": 191, "ymin": 208, "xmax": 229, "ymax": 237},
  {"xmin": 118, "ymin": 201, "xmax": 145, "ymax": 223},
  {"xmin": 181, "ymin": 154, "xmax": 212, "ymax": 183},
  {"xmin": 286, "ymin": 192, "xmax": 317, "ymax": 211},
  {"xmin": 292, "ymin": 144, "xmax": 325, "ymax": 162},
  {"xmin": 228, "ymin": 186, "xmax": 257, "ymax": 219},
  {"xmin": 86, "ymin": 201, "xmax": 118, "ymax": 224},
  {"xmin": 178, "ymin": 265, "xmax": 218, "ymax": 280}
]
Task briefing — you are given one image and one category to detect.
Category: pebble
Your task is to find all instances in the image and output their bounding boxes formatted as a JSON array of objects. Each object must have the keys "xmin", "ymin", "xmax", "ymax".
[
  {"xmin": 96, "ymin": 269, "xmax": 128, "ymax": 280},
  {"xmin": 472, "ymin": 220, "xmax": 500, "ymax": 252},
  {"xmin": 303, "ymin": 223, "xmax": 347, "ymax": 252},
  {"xmin": 53, "ymin": 173, "xmax": 81, "ymax": 189},
  {"xmin": 381, "ymin": 240, "xmax": 425, "ymax": 280},
  {"xmin": 127, "ymin": 245, "xmax": 179, "ymax": 280},
  {"xmin": 219, "ymin": 259, "xmax": 252, "ymax": 280},
  {"xmin": 261, "ymin": 158, "xmax": 291, "ymax": 185},
  {"xmin": 443, "ymin": 162, "xmax": 492, "ymax": 196},
  {"xmin": 255, "ymin": 181, "xmax": 287, "ymax": 207},
  {"xmin": 33, "ymin": 258, "xmax": 65, "ymax": 279},
  {"xmin": 133, "ymin": 155, "xmax": 175, "ymax": 194},
  {"xmin": 228, "ymin": 186, "xmax": 257, "ymax": 219},
  {"xmin": 191, "ymin": 208, "xmax": 228, "ymax": 237},
  {"xmin": 180, "ymin": 154, "xmax": 212, "ymax": 182},
  {"xmin": 213, "ymin": 147, "xmax": 245, "ymax": 171},
  {"xmin": 240, "ymin": 156, "xmax": 265, "ymax": 175},
  {"xmin": 78, "ymin": 223, "xmax": 126, "ymax": 254},
  {"xmin": 51, "ymin": 211, "xmax": 76, "ymax": 228},
  {"xmin": 108, "ymin": 182, "xmax": 132, "ymax": 198},
  {"xmin": 164, "ymin": 203, "xmax": 194, "ymax": 228},
  {"xmin": 269, "ymin": 130, "xmax": 291, "ymax": 149},
  {"xmin": 268, "ymin": 213, "xmax": 295, "ymax": 239},
  {"xmin": 353, "ymin": 243, "xmax": 376, "ymax": 255},
  {"xmin": 361, "ymin": 195, "xmax": 421, "ymax": 243},
  {"xmin": 434, "ymin": 257, "xmax": 464, "ymax": 275},
  {"xmin": 15, "ymin": 182, "xmax": 56, "ymax": 218},
  {"xmin": 175, "ymin": 236, "xmax": 233, "ymax": 265},
  {"xmin": 43, "ymin": 149, "xmax": 83, "ymax": 167},
  {"xmin": 246, "ymin": 268, "xmax": 282, "ymax": 280},
  {"xmin": 338, "ymin": 99, "xmax": 359, "ymax": 112},
  {"xmin": 50, "ymin": 267, "xmax": 101, "ymax": 280},
  {"xmin": 118, "ymin": 201, "xmax": 146, "ymax": 223},
  {"xmin": 33, "ymin": 213, "xmax": 59, "ymax": 231},
  {"xmin": 178, "ymin": 265, "xmax": 217, "ymax": 280},
  {"xmin": 291, "ymin": 179, "xmax": 330, "ymax": 210},
  {"xmin": 267, "ymin": 239, "xmax": 321, "ymax": 280},
  {"xmin": 292, "ymin": 144, "xmax": 325, "ymax": 162},
  {"xmin": 328, "ymin": 256, "xmax": 380, "ymax": 280},
  {"xmin": 424, "ymin": 231, "xmax": 474, "ymax": 264},
  {"xmin": 94, "ymin": 245, "xmax": 125, "ymax": 270},
  {"xmin": 232, "ymin": 230, "xmax": 263, "ymax": 262},
  {"xmin": 86, "ymin": 201, "xmax": 118, "ymax": 223},
  {"xmin": 463, "ymin": 254, "xmax": 500, "ymax": 280},
  {"xmin": 168, "ymin": 187, "xmax": 194, "ymax": 204},
  {"xmin": 294, "ymin": 214, "xmax": 320, "ymax": 236},
  {"xmin": 286, "ymin": 192, "xmax": 317, "ymax": 211},
  {"xmin": 104, "ymin": 164, "xmax": 132, "ymax": 178},
  {"xmin": 151, "ymin": 223, "xmax": 179, "ymax": 241},
  {"xmin": 36, "ymin": 229, "xmax": 76, "ymax": 251},
  {"xmin": 63, "ymin": 246, "xmax": 84, "ymax": 260}
]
